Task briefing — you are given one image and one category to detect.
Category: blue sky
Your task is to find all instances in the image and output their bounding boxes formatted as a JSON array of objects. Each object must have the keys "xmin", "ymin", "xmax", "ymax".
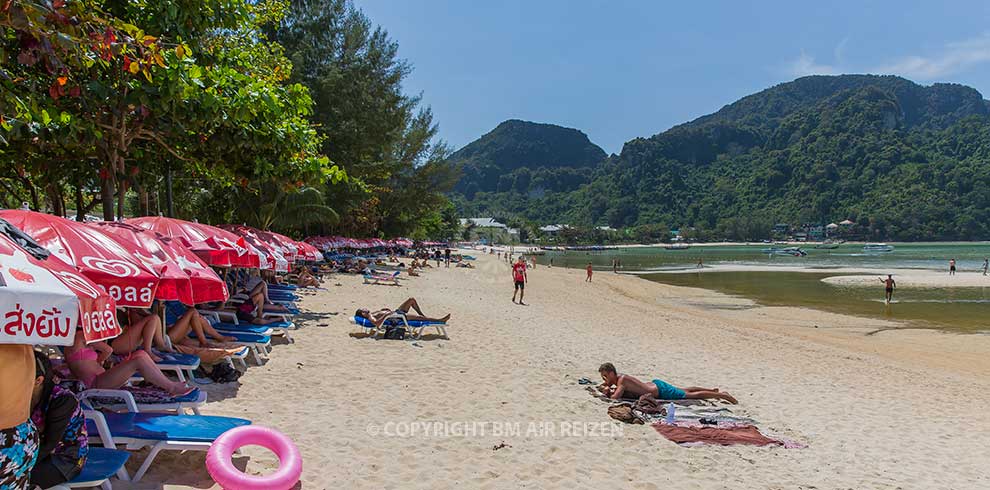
[{"xmin": 358, "ymin": 1, "xmax": 990, "ymax": 154}]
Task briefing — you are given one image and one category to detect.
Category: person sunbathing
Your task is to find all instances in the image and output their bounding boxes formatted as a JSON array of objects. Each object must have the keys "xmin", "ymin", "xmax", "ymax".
[
  {"xmin": 597, "ymin": 362, "xmax": 737, "ymax": 404},
  {"xmin": 126, "ymin": 308, "xmax": 237, "ymax": 349},
  {"xmin": 294, "ymin": 266, "xmax": 320, "ymax": 288},
  {"xmin": 108, "ymin": 311, "xmax": 168, "ymax": 362},
  {"xmin": 355, "ymin": 298, "xmax": 450, "ymax": 328},
  {"xmin": 64, "ymin": 329, "xmax": 192, "ymax": 396}
]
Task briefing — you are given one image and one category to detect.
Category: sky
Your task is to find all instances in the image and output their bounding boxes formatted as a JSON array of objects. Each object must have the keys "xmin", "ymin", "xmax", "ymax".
[{"xmin": 358, "ymin": 1, "xmax": 990, "ymax": 154}]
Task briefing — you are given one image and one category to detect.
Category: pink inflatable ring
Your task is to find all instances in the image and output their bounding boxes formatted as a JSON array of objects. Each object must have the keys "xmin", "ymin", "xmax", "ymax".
[{"xmin": 206, "ymin": 425, "xmax": 302, "ymax": 490}]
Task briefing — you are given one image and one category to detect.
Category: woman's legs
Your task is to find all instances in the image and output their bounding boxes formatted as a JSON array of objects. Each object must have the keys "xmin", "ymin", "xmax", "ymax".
[
  {"xmin": 397, "ymin": 298, "xmax": 426, "ymax": 316},
  {"xmin": 93, "ymin": 350, "xmax": 190, "ymax": 395},
  {"xmin": 167, "ymin": 310, "xmax": 204, "ymax": 346},
  {"xmin": 191, "ymin": 312, "xmax": 235, "ymax": 342},
  {"xmin": 111, "ymin": 315, "xmax": 163, "ymax": 361}
]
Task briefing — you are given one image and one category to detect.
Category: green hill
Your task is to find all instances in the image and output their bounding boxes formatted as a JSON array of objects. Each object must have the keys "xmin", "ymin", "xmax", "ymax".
[
  {"xmin": 447, "ymin": 120, "xmax": 606, "ymax": 199},
  {"xmin": 450, "ymin": 75, "xmax": 990, "ymax": 241}
]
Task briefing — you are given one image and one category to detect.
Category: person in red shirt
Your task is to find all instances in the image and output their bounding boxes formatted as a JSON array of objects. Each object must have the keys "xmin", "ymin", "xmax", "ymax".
[
  {"xmin": 511, "ymin": 257, "xmax": 528, "ymax": 305},
  {"xmin": 586, "ymin": 262, "xmax": 593, "ymax": 282}
]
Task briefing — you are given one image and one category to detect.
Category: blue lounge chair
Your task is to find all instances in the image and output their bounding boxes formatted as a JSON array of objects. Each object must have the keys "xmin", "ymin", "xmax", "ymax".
[
  {"xmin": 363, "ymin": 270, "xmax": 401, "ymax": 286},
  {"xmin": 45, "ymin": 447, "xmax": 130, "ymax": 490},
  {"xmin": 351, "ymin": 313, "xmax": 449, "ymax": 339},
  {"xmin": 80, "ymin": 387, "xmax": 207, "ymax": 415},
  {"xmin": 83, "ymin": 403, "xmax": 251, "ymax": 481}
]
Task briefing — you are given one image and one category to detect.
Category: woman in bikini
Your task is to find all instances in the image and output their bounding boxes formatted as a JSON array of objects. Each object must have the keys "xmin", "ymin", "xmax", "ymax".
[
  {"xmin": 63, "ymin": 329, "xmax": 192, "ymax": 396},
  {"xmin": 355, "ymin": 298, "xmax": 450, "ymax": 329}
]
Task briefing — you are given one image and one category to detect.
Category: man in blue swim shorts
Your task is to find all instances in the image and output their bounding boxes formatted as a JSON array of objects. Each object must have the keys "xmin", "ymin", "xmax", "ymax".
[{"xmin": 597, "ymin": 362, "xmax": 738, "ymax": 404}]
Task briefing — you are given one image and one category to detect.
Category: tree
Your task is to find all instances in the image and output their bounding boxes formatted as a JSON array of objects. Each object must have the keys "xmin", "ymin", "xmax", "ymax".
[{"xmin": 268, "ymin": 0, "xmax": 457, "ymax": 237}]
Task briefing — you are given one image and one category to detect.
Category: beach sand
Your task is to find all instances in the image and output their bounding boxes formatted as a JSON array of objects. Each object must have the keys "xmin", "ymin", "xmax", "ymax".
[{"xmin": 119, "ymin": 254, "xmax": 990, "ymax": 489}]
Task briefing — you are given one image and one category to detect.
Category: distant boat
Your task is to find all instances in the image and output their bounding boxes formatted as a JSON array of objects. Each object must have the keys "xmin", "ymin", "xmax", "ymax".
[
  {"xmin": 863, "ymin": 243, "xmax": 894, "ymax": 253},
  {"xmin": 814, "ymin": 239, "xmax": 845, "ymax": 250},
  {"xmin": 761, "ymin": 246, "xmax": 807, "ymax": 257},
  {"xmin": 665, "ymin": 243, "xmax": 690, "ymax": 250}
]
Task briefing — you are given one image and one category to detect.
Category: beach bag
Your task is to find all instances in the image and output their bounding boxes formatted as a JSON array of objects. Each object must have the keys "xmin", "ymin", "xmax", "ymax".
[
  {"xmin": 207, "ymin": 363, "xmax": 242, "ymax": 383},
  {"xmin": 607, "ymin": 404, "xmax": 643, "ymax": 425},
  {"xmin": 384, "ymin": 325, "xmax": 406, "ymax": 340}
]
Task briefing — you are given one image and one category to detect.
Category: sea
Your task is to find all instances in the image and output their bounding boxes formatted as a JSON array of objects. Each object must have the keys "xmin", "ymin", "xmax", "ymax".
[{"xmin": 536, "ymin": 243, "xmax": 990, "ymax": 332}]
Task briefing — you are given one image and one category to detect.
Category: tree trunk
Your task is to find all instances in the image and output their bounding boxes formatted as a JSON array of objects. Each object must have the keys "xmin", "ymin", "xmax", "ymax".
[
  {"xmin": 75, "ymin": 181, "xmax": 85, "ymax": 221},
  {"xmin": 138, "ymin": 184, "xmax": 149, "ymax": 216},
  {"xmin": 101, "ymin": 175, "xmax": 115, "ymax": 221},
  {"xmin": 165, "ymin": 161, "xmax": 174, "ymax": 217},
  {"xmin": 116, "ymin": 177, "xmax": 126, "ymax": 220}
]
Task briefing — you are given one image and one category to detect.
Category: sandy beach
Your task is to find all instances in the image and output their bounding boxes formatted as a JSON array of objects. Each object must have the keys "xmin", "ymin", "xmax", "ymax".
[{"xmin": 120, "ymin": 254, "xmax": 990, "ymax": 489}]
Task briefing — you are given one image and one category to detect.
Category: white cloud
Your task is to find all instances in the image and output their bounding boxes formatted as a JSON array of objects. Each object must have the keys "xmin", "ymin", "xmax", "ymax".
[
  {"xmin": 873, "ymin": 34, "xmax": 990, "ymax": 79},
  {"xmin": 787, "ymin": 51, "xmax": 839, "ymax": 77}
]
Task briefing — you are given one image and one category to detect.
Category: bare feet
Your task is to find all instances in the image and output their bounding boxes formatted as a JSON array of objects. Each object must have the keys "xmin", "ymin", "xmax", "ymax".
[
  {"xmin": 721, "ymin": 393, "xmax": 738, "ymax": 404},
  {"xmin": 169, "ymin": 382, "xmax": 195, "ymax": 397},
  {"xmin": 440, "ymin": 314, "xmax": 451, "ymax": 322}
]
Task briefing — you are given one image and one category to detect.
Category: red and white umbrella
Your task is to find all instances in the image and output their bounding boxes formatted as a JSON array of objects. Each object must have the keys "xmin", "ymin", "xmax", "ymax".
[
  {"xmin": 127, "ymin": 216, "xmax": 262, "ymax": 269},
  {"xmin": 219, "ymin": 225, "xmax": 291, "ymax": 272},
  {"xmin": 0, "ymin": 219, "xmax": 120, "ymax": 345},
  {"xmin": 0, "ymin": 210, "xmax": 160, "ymax": 308},
  {"xmin": 93, "ymin": 222, "xmax": 229, "ymax": 305}
]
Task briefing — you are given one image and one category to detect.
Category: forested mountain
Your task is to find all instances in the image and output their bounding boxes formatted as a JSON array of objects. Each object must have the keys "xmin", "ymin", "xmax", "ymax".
[
  {"xmin": 447, "ymin": 120, "xmax": 606, "ymax": 199},
  {"xmin": 450, "ymin": 75, "xmax": 990, "ymax": 241}
]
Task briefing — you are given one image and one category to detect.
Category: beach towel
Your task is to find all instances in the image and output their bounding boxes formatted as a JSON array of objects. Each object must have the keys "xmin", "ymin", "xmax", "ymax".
[{"xmin": 652, "ymin": 423, "xmax": 787, "ymax": 447}]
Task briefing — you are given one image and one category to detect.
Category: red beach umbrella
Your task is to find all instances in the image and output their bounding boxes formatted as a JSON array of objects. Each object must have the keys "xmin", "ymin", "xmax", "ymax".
[
  {"xmin": 0, "ymin": 210, "xmax": 160, "ymax": 308},
  {"xmin": 0, "ymin": 220, "xmax": 120, "ymax": 345},
  {"xmin": 127, "ymin": 216, "xmax": 262, "ymax": 269},
  {"xmin": 0, "ymin": 221, "xmax": 120, "ymax": 345},
  {"xmin": 94, "ymin": 222, "xmax": 228, "ymax": 305}
]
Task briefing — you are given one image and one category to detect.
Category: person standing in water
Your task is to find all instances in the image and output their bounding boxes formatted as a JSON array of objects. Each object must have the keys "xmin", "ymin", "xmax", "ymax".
[
  {"xmin": 949, "ymin": 258, "xmax": 956, "ymax": 276},
  {"xmin": 586, "ymin": 262, "xmax": 593, "ymax": 282},
  {"xmin": 983, "ymin": 258, "xmax": 988, "ymax": 276},
  {"xmin": 879, "ymin": 274, "xmax": 896, "ymax": 304}
]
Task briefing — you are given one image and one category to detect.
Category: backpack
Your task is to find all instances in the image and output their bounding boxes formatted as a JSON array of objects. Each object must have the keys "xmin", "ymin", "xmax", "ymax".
[
  {"xmin": 383, "ymin": 324, "xmax": 406, "ymax": 340},
  {"xmin": 204, "ymin": 363, "xmax": 242, "ymax": 383}
]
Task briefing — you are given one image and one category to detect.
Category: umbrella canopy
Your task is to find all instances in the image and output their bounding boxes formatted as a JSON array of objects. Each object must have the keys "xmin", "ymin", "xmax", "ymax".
[
  {"xmin": 219, "ymin": 225, "xmax": 291, "ymax": 272},
  {"xmin": 295, "ymin": 241, "xmax": 323, "ymax": 261},
  {"xmin": 93, "ymin": 222, "xmax": 228, "ymax": 305},
  {"xmin": 127, "ymin": 216, "xmax": 262, "ymax": 268},
  {"xmin": 0, "ymin": 210, "xmax": 160, "ymax": 308},
  {"xmin": 0, "ymin": 218, "xmax": 120, "ymax": 345}
]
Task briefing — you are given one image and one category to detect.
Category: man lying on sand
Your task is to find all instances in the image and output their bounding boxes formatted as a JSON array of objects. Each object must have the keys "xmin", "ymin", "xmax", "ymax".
[
  {"xmin": 355, "ymin": 298, "xmax": 451, "ymax": 328},
  {"xmin": 597, "ymin": 362, "xmax": 738, "ymax": 404}
]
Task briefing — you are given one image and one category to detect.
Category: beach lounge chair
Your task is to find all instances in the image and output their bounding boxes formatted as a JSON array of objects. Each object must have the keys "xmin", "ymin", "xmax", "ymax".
[
  {"xmin": 363, "ymin": 270, "xmax": 401, "ymax": 286},
  {"xmin": 351, "ymin": 313, "xmax": 449, "ymax": 340},
  {"xmin": 82, "ymin": 402, "xmax": 251, "ymax": 482},
  {"xmin": 185, "ymin": 330, "xmax": 271, "ymax": 365},
  {"xmin": 44, "ymin": 447, "xmax": 130, "ymax": 490},
  {"xmin": 80, "ymin": 387, "xmax": 207, "ymax": 415}
]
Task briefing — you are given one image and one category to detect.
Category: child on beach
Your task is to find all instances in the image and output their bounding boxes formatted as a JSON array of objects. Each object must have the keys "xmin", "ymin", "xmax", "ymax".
[{"xmin": 597, "ymin": 363, "xmax": 737, "ymax": 403}]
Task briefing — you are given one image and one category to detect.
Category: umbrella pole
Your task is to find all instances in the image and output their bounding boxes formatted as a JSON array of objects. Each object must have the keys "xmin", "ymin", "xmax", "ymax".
[{"xmin": 156, "ymin": 302, "xmax": 168, "ymax": 351}]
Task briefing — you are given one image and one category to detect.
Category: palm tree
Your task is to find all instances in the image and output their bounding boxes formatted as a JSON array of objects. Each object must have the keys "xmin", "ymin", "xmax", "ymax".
[{"xmin": 235, "ymin": 184, "xmax": 338, "ymax": 233}]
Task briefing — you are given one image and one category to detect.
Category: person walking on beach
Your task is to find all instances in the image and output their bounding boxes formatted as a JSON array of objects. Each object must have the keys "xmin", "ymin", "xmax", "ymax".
[
  {"xmin": 612, "ymin": 258, "xmax": 617, "ymax": 273},
  {"xmin": 949, "ymin": 258, "xmax": 956, "ymax": 275},
  {"xmin": 879, "ymin": 274, "xmax": 896, "ymax": 305},
  {"xmin": 444, "ymin": 248, "xmax": 451, "ymax": 268},
  {"xmin": 549, "ymin": 257, "xmax": 553, "ymax": 268},
  {"xmin": 511, "ymin": 256, "xmax": 528, "ymax": 305},
  {"xmin": 983, "ymin": 258, "xmax": 988, "ymax": 276},
  {"xmin": 586, "ymin": 262, "xmax": 593, "ymax": 282}
]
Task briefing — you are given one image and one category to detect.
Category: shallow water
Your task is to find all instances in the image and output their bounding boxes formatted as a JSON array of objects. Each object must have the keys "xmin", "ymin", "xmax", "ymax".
[{"xmin": 535, "ymin": 243, "xmax": 990, "ymax": 332}]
